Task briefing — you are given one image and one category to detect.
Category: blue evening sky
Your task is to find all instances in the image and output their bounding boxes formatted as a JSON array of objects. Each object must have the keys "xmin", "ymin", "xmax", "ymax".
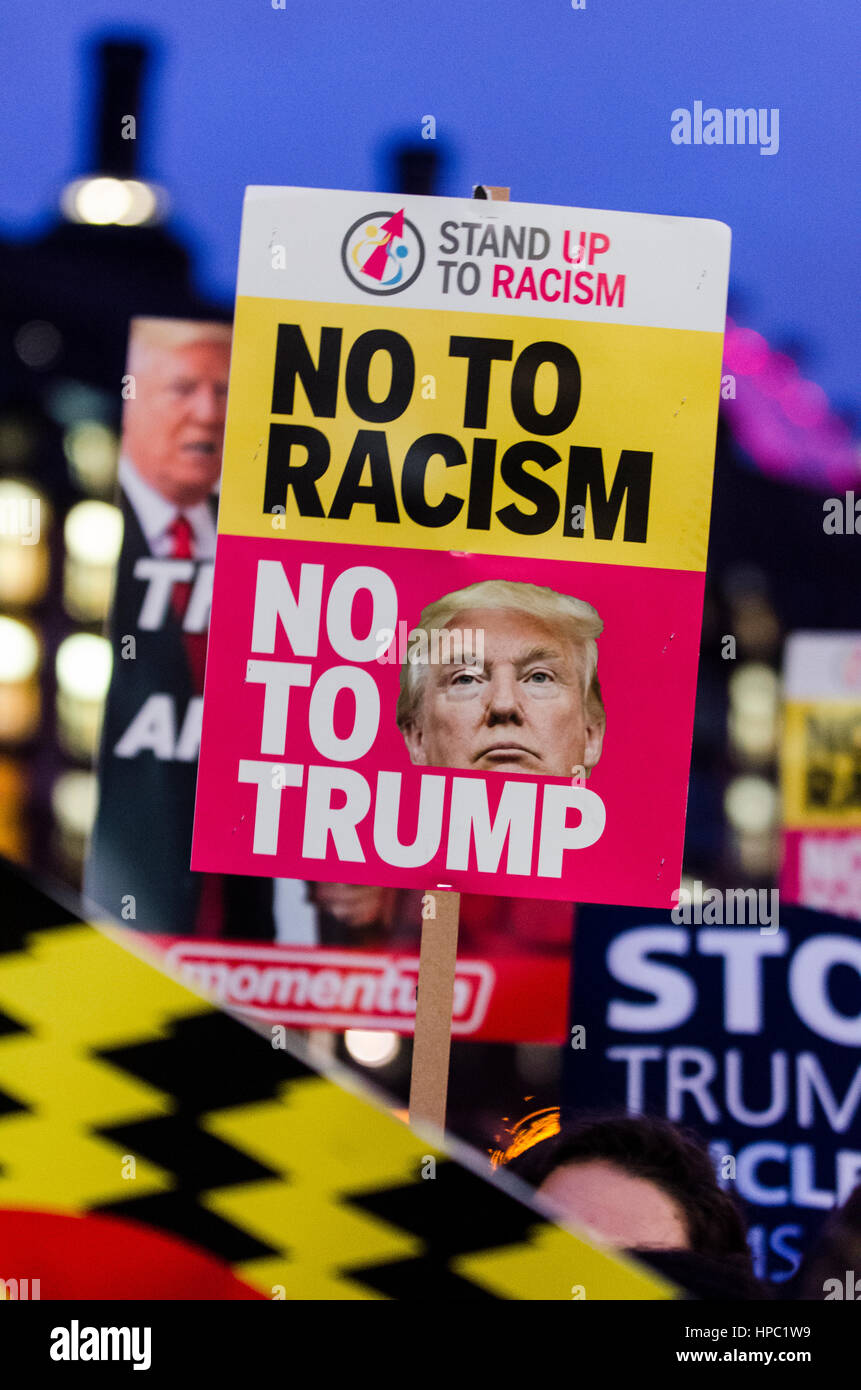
[{"xmin": 1, "ymin": 0, "xmax": 857, "ymax": 411}]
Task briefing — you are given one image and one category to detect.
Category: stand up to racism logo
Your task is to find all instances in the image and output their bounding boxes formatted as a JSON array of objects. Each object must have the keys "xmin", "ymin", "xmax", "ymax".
[{"xmin": 341, "ymin": 208, "xmax": 425, "ymax": 295}]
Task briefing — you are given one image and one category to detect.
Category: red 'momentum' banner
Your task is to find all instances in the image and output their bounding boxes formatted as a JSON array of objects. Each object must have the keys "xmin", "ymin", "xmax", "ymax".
[{"xmin": 145, "ymin": 937, "xmax": 569, "ymax": 1043}]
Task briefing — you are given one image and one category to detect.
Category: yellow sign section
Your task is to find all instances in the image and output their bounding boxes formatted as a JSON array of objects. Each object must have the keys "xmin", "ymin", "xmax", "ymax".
[
  {"xmin": 217, "ymin": 296, "xmax": 722, "ymax": 572},
  {"xmin": 782, "ymin": 699, "xmax": 861, "ymax": 828}
]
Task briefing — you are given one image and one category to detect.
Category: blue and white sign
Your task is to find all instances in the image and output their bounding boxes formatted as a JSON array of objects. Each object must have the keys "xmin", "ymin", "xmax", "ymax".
[{"xmin": 567, "ymin": 903, "xmax": 861, "ymax": 1285}]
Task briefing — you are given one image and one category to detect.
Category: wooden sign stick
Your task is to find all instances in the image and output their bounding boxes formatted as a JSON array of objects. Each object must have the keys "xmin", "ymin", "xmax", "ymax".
[
  {"xmin": 408, "ymin": 185, "xmax": 511, "ymax": 1133},
  {"xmin": 408, "ymin": 887, "xmax": 461, "ymax": 1131}
]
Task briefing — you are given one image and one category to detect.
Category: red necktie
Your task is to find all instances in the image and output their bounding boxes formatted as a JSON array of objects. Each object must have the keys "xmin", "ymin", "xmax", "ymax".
[
  {"xmin": 167, "ymin": 515, "xmax": 208, "ymax": 695},
  {"xmin": 167, "ymin": 512, "xmax": 193, "ymax": 556},
  {"xmin": 167, "ymin": 514, "xmax": 224, "ymax": 939}
]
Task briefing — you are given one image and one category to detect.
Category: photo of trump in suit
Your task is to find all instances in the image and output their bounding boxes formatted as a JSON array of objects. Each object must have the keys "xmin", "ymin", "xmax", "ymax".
[{"xmin": 86, "ymin": 318, "xmax": 276, "ymax": 938}]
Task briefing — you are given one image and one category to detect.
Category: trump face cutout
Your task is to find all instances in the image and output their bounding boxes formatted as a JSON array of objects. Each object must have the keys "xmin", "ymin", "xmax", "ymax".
[
  {"xmin": 123, "ymin": 324, "xmax": 231, "ymax": 507},
  {"xmin": 398, "ymin": 582, "xmax": 605, "ymax": 779}
]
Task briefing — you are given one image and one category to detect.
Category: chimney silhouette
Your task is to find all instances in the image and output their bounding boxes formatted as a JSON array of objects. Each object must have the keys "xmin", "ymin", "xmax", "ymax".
[
  {"xmin": 393, "ymin": 144, "xmax": 441, "ymax": 196},
  {"xmin": 89, "ymin": 38, "xmax": 149, "ymax": 178}
]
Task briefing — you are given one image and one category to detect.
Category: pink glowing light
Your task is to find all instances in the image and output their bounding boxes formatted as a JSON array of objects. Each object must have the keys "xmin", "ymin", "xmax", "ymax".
[{"xmin": 721, "ymin": 317, "xmax": 858, "ymax": 489}]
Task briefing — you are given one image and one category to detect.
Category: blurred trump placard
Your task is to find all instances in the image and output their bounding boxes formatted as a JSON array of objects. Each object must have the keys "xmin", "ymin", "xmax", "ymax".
[
  {"xmin": 192, "ymin": 188, "xmax": 731, "ymax": 905},
  {"xmin": 86, "ymin": 317, "xmax": 276, "ymax": 938}
]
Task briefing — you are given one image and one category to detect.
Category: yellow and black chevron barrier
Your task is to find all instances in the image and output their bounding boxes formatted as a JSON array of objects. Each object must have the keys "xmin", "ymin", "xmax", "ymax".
[{"xmin": 0, "ymin": 856, "xmax": 672, "ymax": 1300}]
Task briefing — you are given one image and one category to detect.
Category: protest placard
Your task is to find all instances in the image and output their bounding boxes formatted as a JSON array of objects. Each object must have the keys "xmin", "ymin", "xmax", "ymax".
[
  {"xmin": 191, "ymin": 187, "xmax": 731, "ymax": 907},
  {"xmin": 780, "ymin": 632, "xmax": 861, "ymax": 920},
  {"xmin": 86, "ymin": 317, "xmax": 277, "ymax": 939},
  {"xmin": 567, "ymin": 901, "xmax": 861, "ymax": 1286}
]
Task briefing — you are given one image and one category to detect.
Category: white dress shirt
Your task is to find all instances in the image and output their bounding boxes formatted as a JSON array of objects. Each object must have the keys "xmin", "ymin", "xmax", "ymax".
[{"xmin": 119, "ymin": 456, "xmax": 218, "ymax": 561}]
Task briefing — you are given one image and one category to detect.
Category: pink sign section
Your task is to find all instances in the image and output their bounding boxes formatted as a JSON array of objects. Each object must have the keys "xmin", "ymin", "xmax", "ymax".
[
  {"xmin": 192, "ymin": 535, "xmax": 703, "ymax": 905},
  {"xmin": 781, "ymin": 829, "xmax": 861, "ymax": 921}
]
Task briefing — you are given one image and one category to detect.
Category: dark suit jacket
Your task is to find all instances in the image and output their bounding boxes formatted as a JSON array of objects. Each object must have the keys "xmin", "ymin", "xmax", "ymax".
[{"xmin": 86, "ymin": 488, "xmax": 275, "ymax": 939}]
